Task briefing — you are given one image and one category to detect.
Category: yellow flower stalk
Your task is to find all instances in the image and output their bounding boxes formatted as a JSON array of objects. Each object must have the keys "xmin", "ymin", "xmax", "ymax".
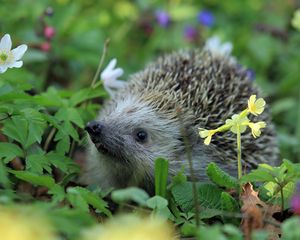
[
  {"xmin": 247, "ymin": 95, "xmax": 266, "ymax": 116},
  {"xmin": 248, "ymin": 121, "xmax": 266, "ymax": 138},
  {"xmin": 82, "ymin": 214, "xmax": 178, "ymax": 240},
  {"xmin": 0, "ymin": 205, "xmax": 56, "ymax": 240},
  {"xmin": 198, "ymin": 94, "xmax": 268, "ymax": 179},
  {"xmin": 225, "ymin": 114, "xmax": 249, "ymax": 134}
]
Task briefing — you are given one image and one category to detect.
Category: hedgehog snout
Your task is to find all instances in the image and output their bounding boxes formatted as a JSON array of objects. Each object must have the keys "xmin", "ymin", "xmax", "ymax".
[{"xmin": 85, "ymin": 121, "xmax": 104, "ymax": 137}]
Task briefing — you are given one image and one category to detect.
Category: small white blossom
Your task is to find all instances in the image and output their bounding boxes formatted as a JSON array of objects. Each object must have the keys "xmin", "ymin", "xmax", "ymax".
[
  {"xmin": 100, "ymin": 58, "xmax": 126, "ymax": 96},
  {"xmin": 0, "ymin": 34, "xmax": 28, "ymax": 73},
  {"xmin": 204, "ymin": 36, "xmax": 236, "ymax": 63}
]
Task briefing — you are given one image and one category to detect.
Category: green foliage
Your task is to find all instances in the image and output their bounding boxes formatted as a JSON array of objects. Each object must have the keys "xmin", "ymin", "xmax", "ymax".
[
  {"xmin": 242, "ymin": 160, "xmax": 300, "ymax": 209},
  {"xmin": 172, "ymin": 181, "xmax": 224, "ymax": 219},
  {"xmin": 206, "ymin": 162, "xmax": 239, "ymax": 189},
  {"xmin": 221, "ymin": 192, "xmax": 239, "ymax": 213},
  {"xmin": 111, "ymin": 187, "xmax": 150, "ymax": 206},
  {"xmin": 154, "ymin": 157, "xmax": 169, "ymax": 198},
  {"xmin": 146, "ymin": 195, "xmax": 173, "ymax": 220},
  {"xmin": 66, "ymin": 187, "xmax": 111, "ymax": 216},
  {"xmin": 196, "ymin": 224, "xmax": 243, "ymax": 240},
  {"xmin": 281, "ymin": 217, "xmax": 300, "ymax": 240}
]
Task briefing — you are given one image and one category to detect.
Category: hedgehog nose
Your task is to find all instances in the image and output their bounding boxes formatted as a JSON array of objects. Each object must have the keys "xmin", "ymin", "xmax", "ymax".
[{"xmin": 85, "ymin": 121, "xmax": 104, "ymax": 135}]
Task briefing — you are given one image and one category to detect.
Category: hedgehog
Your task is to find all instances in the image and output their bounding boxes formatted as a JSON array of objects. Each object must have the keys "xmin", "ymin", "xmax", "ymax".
[{"xmin": 82, "ymin": 43, "xmax": 278, "ymax": 194}]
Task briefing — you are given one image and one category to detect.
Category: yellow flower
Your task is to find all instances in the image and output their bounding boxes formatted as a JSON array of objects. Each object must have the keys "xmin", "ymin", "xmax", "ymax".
[
  {"xmin": 0, "ymin": 205, "xmax": 56, "ymax": 240},
  {"xmin": 225, "ymin": 114, "xmax": 249, "ymax": 134},
  {"xmin": 248, "ymin": 121, "xmax": 266, "ymax": 138},
  {"xmin": 292, "ymin": 9, "xmax": 300, "ymax": 31},
  {"xmin": 82, "ymin": 214, "xmax": 178, "ymax": 240},
  {"xmin": 199, "ymin": 128, "xmax": 216, "ymax": 145},
  {"xmin": 247, "ymin": 95, "xmax": 266, "ymax": 116}
]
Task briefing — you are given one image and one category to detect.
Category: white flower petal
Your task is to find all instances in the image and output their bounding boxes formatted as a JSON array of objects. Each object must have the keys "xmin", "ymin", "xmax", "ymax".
[
  {"xmin": 220, "ymin": 42, "xmax": 232, "ymax": 55},
  {"xmin": 205, "ymin": 36, "xmax": 220, "ymax": 51},
  {"xmin": 0, "ymin": 66, "xmax": 8, "ymax": 73},
  {"xmin": 9, "ymin": 61, "xmax": 23, "ymax": 68},
  {"xmin": 104, "ymin": 58, "xmax": 117, "ymax": 72},
  {"xmin": 205, "ymin": 36, "xmax": 234, "ymax": 58},
  {"xmin": 0, "ymin": 34, "xmax": 12, "ymax": 51},
  {"xmin": 101, "ymin": 59, "xmax": 116, "ymax": 79},
  {"xmin": 106, "ymin": 79, "xmax": 126, "ymax": 89},
  {"xmin": 11, "ymin": 44, "xmax": 28, "ymax": 60},
  {"xmin": 109, "ymin": 68, "xmax": 124, "ymax": 79}
]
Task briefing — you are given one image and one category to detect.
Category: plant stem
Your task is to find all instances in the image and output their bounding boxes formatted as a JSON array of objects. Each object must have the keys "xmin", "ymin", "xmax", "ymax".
[
  {"xmin": 43, "ymin": 127, "xmax": 57, "ymax": 151},
  {"xmin": 237, "ymin": 126, "xmax": 242, "ymax": 179},
  {"xmin": 280, "ymin": 184, "xmax": 284, "ymax": 214},
  {"xmin": 91, "ymin": 39, "xmax": 110, "ymax": 88},
  {"xmin": 177, "ymin": 108, "xmax": 200, "ymax": 227}
]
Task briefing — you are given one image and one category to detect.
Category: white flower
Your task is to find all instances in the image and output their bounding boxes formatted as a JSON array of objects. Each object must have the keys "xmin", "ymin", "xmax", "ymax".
[
  {"xmin": 100, "ymin": 58, "xmax": 126, "ymax": 96},
  {"xmin": 204, "ymin": 36, "xmax": 235, "ymax": 63},
  {"xmin": 0, "ymin": 34, "xmax": 28, "ymax": 73}
]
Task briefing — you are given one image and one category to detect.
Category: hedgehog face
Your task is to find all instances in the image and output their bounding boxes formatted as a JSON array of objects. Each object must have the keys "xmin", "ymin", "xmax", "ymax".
[{"xmin": 85, "ymin": 96, "xmax": 186, "ymax": 167}]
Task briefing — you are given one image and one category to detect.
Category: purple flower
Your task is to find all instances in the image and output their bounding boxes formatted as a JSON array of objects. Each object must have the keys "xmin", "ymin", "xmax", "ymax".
[
  {"xmin": 291, "ymin": 195, "xmax": 300, "ymax": 215},
  {"xmin": 297, "ymin": 182, "xmax": 300, "ymax": 192},
  {"xmin": 155, "ymin": 10, "xmax": 170, "ymax": 28},
  {"xmin": 197, "ymin": 10, "xmax": 214, "ymax": 27},
  {"xmin": 291, "ymin": 182, "xmax": 300, "ymax": 215},
  {"xmin": 246, "ymin": 69, "xmax": 256, "ymax": 81},
  {"xmin": 184, "ymin": 26, "xmax": 198, "ymax": 42}
]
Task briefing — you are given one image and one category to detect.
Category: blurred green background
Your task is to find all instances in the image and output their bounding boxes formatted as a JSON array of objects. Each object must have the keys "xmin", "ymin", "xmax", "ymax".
[{"xmin": 0, "ymin": 0, "xmax": 299, "ymax": 162}]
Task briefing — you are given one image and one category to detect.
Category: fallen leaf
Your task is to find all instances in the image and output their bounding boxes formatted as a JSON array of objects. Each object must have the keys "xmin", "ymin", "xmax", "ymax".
[{"xmin": 241, "ymin": 183, "xmax": 281, "ymax": 240}]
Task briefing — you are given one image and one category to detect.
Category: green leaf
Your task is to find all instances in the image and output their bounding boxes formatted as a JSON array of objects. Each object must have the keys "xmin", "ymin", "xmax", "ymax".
[
  {"xmin": 0, "ymin": 142, "xmax": 24, "ymax": 163},
  {"xmin": 9, "ymin": 170, "xmax": 65, "ymax": 201},
  {"xmin": 146, "ymin": 196, "xmax": 168, "ymax": 209},
  {"xmin": 10, "ymin": 170, "xmax": 54, "ymax": 188},
  {"xmin": 206, "ymin": 162, "xmax": 238, "ymax": 189},
  {"xmin": 146, "ymin": 196, "xmax": 172, "ymax": 220},
  {"xmin": 22, "ymin": 108, "xmax": 47, "ymax": 145},
  {"xmin": 26, "ymin": 154, "xmax": 52, "ymax": 174},
  {"xmin": 67, "ymin": 187, "xmax": 111, "ymax": 216},
  {"xmin": 241, "ymin": 167, "xmax": 276, "ymax": 183},
  {"xmin": 67, "ymin": 188, "xmax": 90, "ymax": 212},
  {"xmin": 172, "ymin": 182, "xmax": 223, "ymax": 218},
  {"xmin": 281, "ymin": 216, "xmax": 300, "ymax": 240},
  {"xmin": 197, "ymin": 225, "xmax": 228, "ymax": 239},
  {"xmin": 171, "ymin": 182, "xmax": 194, "ymax": 212},
  {"xmin": 171, "ymin": 166, "xmax": 187, "ymax": 185},
  {"xmin": 2, "ymin": 109, "xmax": 46, "ymax": 149},
  {"xmin": 2, "ymin": 115, "xmax": 28, "ymax": 148},
  {"xmin": 46, "ymin": 152, "xmax": 80, "ymax": 174},
  {"xmin": 221, "ymin": 192, "xmax": 239, "ymax": 212},
  {"xmin": 69, "ymin": 87, "xmax": 107, "ymax": 107},
  {"xmin": 111, "ymin": 187, "xmax": 149, "ymax": 206},
  {"xmin": 154, "ymin": 157, "xmax": 169, "ymax": 197},
  {"xmin": 55, "ymin": 107, "xmax": 84, "ymax": 129},
  {"xmin": 34, "ymin": 87, "xmax": 65, "ymax": 107},
  {"xmin": 198, "ymin": 183, "xmax": 223, "ymax": 212},
  {"xmin": 262, "ymin": 181, "xmax": 295, "ymax": 209},
  {"xmin": 0, "ymin": 160, "xmax": 11, "ymax": 188},
  {"xmin": 55, "ymin": 134, "xmax": 70, "ymax": 154}
]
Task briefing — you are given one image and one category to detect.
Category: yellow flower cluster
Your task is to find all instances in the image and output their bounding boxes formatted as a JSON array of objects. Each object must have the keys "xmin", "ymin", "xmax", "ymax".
[
  {"xmin": 82, "ymin": 214, "xmax": 178, "ymax": 240},
  {"xmin": 199, "ymin": 95, "xmax": 267, "ymax": 145},
  {"xmin": 0, "ymin": 205, "xmax": 56, "ymax": 240}
]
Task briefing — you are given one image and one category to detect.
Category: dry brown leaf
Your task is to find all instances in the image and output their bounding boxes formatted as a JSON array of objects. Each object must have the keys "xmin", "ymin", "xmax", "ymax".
[{"xmin": 240, "ymin": 183, "xmax": 281, "ymax": 240}]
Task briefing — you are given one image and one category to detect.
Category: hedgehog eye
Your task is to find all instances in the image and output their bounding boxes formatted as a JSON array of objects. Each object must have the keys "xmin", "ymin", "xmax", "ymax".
[{"xmin": 135, "ymin": 130, "xmax": 148, "ymax": 143}]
